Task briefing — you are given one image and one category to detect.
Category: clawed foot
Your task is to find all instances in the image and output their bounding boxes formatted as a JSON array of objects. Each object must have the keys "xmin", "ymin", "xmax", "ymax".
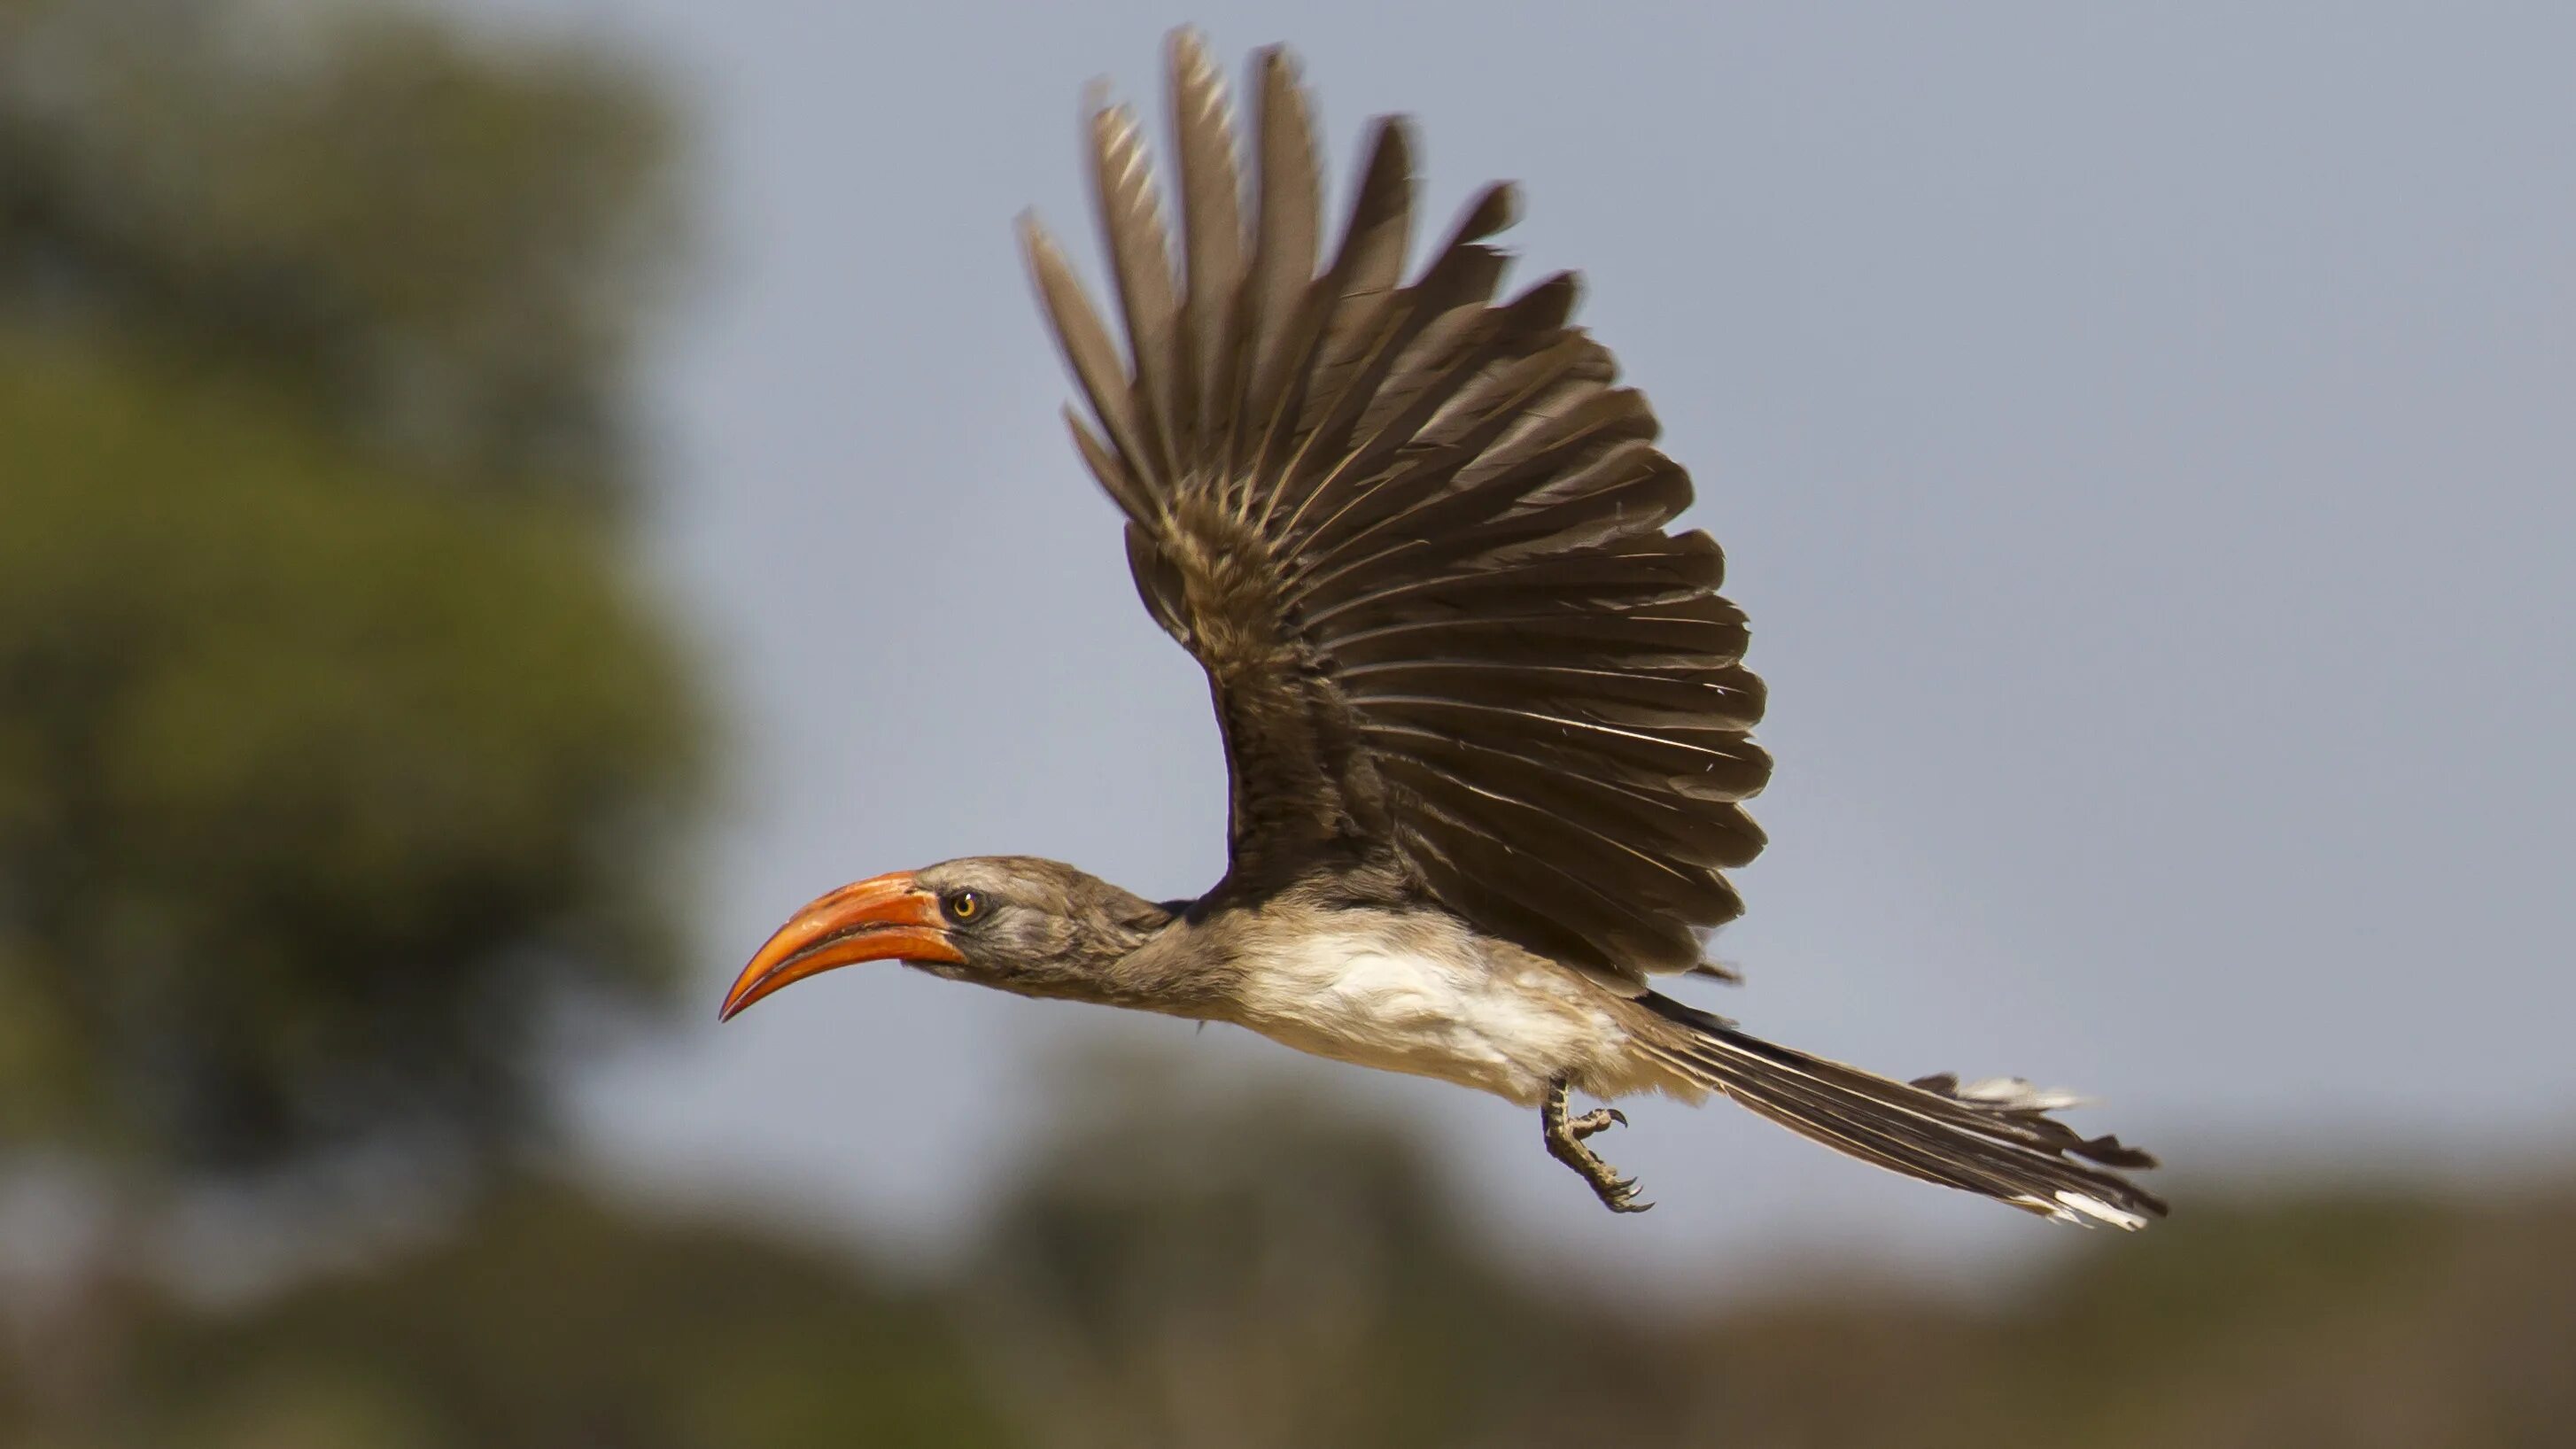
[{"xmin": 1542, "ymin": 1079, "xmax": 1650, "ymax": 1213}]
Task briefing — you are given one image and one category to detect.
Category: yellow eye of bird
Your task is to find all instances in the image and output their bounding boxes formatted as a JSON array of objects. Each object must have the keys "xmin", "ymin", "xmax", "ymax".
[{"xmin": 947, "ymin": 890, "xmax": 981, "ymax": 921}]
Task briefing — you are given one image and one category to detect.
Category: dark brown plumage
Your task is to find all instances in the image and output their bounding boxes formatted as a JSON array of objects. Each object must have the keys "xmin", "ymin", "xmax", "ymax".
[{"xmin": 722, "ymin": 30, "xmax": 2165, "ymax": 1228}]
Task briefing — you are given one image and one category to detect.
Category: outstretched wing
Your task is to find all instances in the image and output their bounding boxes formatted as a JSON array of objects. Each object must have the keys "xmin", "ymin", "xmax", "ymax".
[{"xmin": 1020, "ymin": 31, "xmax": 1769, "ymax": 988}]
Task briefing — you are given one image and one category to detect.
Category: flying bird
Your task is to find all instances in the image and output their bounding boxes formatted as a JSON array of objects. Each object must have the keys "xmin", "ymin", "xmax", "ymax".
[{"xmin": 722, "ymin": 31, "xmax": 2164, "ymax": 1226}]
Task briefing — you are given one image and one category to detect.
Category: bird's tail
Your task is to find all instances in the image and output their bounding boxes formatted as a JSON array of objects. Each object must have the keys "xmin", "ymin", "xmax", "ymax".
[{"xmin": 1637, "ymin": 994, "xmax": 2168, "ymax": 1228}]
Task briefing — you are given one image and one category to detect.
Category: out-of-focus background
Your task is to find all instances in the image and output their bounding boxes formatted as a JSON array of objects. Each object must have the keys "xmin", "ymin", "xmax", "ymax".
[{"xmin": 3, "ymin": 0, "xmax": 2570, "ymax": 1444}]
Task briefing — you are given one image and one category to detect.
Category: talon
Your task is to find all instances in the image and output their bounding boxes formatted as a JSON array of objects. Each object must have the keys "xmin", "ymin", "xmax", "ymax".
[
  {"xmin": 1541, "ymin": 1077, "xmax": 1654, "ymax": 1215},
  {"xmin": 1567, "ymin": 1107, "xmax": 1624, "ymax": 1140},
  {"xmin": 1596, "ymin": 1175, "xmax": 1652, "ymax": 1213},
  {"xmin": 1566, "ymin": 1105, "xmax": 1629, "ymax": 1141}
]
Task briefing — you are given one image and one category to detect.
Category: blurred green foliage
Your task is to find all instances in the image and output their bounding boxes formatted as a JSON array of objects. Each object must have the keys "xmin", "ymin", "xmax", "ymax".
[
  {"xmin": 0, "ymin": 350, "xmax": 697, "ymax": 1173},
  {"xmin": 0, "ymin": 0, "xmax": 702, "ymax": 1179},
  {"xmin": 0, "ymin": 0, "xmax": 682, "ymax": 498},
  {"xmin": 4, "ymin": 1072, "xmax": 2566, "ymax": 1449},
  {"xmin": 111, "ymin": 1186, "xmax": 1009, "ymax": 1449},
  {"xmin": 965, "ymin": 1066, "xmax": 1537, "ymax": 1449}
]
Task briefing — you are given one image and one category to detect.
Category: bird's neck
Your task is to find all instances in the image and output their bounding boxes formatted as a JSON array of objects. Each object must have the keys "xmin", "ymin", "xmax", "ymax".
[
  {"xmin": 1005, "ymin": 887, "xmax": 1268, "ymax": 1020},
  {"xmin": 971, "ymin": 880, "xmax": 1219, "ymax": 1015}
]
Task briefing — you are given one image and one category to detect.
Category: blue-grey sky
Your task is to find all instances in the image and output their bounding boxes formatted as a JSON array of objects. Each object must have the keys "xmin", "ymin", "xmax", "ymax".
[{"xmin": 458, "ymin": 0, "xmax": 2572, "ymax": 1287}]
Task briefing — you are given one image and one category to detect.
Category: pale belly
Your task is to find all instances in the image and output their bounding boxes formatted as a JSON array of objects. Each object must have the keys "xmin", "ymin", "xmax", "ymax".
[{"xmin": 1221, "ymin": 917, "xmax": 1644, "ymax": 1105}]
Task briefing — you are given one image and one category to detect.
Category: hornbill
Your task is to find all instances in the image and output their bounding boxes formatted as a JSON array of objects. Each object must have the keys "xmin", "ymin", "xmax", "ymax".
[{"xmin": 722, "ymin": 31, "xmax": 2165, "ymax": 1226}]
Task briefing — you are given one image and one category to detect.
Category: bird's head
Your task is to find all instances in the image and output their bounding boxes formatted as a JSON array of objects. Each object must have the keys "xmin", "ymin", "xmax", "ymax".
[{"xmin": 718, "ymin": 856, "xmax": 1174, "ymax": 1020}]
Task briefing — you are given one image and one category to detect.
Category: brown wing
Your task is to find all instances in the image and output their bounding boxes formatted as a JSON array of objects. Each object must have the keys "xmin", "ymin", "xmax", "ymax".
[{"xmin": 1020, "ymin": 30, "xmax": 1769, "ymax": 988}]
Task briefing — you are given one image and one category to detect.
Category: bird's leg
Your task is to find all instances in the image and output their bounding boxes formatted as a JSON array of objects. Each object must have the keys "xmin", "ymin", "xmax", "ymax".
[{"xmin": 1542, "ymin": 1077, "xmax": 1650, "ymax": 1213}]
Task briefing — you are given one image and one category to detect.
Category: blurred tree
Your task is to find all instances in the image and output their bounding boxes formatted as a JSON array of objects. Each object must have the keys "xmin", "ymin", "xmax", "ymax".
[
  {"xmin": 0, "ymin": 351, "xmax": 698, "ymax": 1177},
  {"xmin": 960, "ymin": 1053, "xmax": 1563, "ymax": 1449},
  {"xmin": 0, "ymin": 0, "xmax": 682, "ymax": 502},
  {"xmin": 0, "ymin": 0, "xmax": 702, "ymax": 1189},
  {"xmin": 17, "ymin": 1061, "xmax": 2570, "ymax": 1449},
  {"xmin": 0, "ymin": 4, "xmax": 704, "ymax": 1435},
  {"xmin": 106, "ymin": 1181, "xmax": 1011, "ymax": 1449}
]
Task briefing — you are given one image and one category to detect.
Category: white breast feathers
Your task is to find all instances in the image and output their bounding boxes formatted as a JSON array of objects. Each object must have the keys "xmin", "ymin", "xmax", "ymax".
[{"xmin": 1222, "ymin": 909, "xmax": 1641, "ymax": 1104}]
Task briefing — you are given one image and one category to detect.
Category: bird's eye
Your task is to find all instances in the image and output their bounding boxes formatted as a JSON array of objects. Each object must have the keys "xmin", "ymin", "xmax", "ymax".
[{"xmin": 943, "ymin": 889, "xmax": 983, "ymax": 923}]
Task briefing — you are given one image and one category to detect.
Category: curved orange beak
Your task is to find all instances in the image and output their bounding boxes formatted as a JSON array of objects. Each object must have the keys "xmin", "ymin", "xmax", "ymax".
[{"xmin": 718, "ymin": 871, "xmax": 966, "ymax": 1021}]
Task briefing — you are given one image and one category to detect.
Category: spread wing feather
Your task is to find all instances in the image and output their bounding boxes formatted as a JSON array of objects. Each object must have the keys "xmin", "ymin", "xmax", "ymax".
[{"xmin": 1022, "ymin": 30, "xmax": 1771, "ymax": 988}]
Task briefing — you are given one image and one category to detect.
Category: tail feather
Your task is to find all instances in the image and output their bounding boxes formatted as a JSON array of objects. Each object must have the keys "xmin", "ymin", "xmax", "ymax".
[{"xmin": 1641, "ymin": 994, "xmax": 2168, "ymax": 1228}]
